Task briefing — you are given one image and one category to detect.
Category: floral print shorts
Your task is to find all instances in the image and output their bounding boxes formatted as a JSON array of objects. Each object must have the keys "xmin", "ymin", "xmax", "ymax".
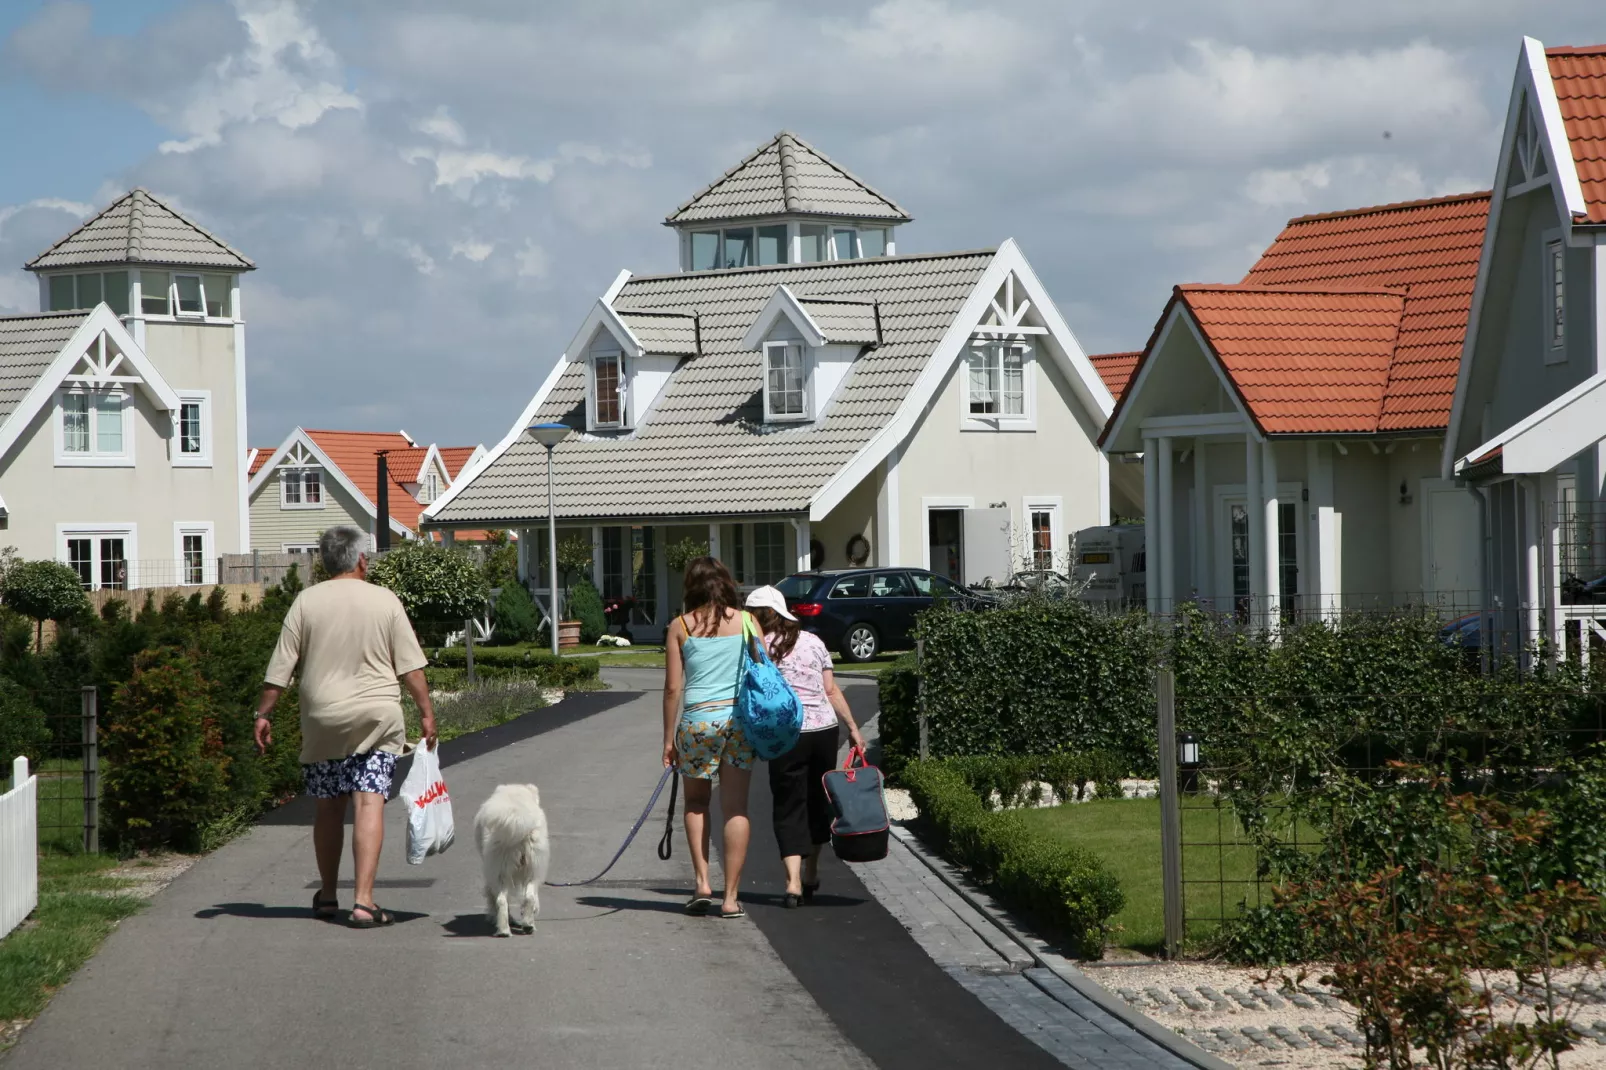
[
  {"xmin": 676, "ymin": 718, "xmax": 755, "ymax": 780},
  {"xmin": 302, "ymin": 750, "xmax": 397, "ymax": 799}
]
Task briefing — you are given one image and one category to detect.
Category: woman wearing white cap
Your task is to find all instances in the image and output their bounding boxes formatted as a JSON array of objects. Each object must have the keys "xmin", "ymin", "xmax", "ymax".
[{"xmin": 744, "ymin": 585, "xmax": 867, "ymax": 908}]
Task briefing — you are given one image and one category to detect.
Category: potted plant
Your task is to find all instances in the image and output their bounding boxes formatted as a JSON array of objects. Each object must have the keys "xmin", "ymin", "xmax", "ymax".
[{"xmin": 555, "ymin": 534, "xmax": 596, "ymax": 649}]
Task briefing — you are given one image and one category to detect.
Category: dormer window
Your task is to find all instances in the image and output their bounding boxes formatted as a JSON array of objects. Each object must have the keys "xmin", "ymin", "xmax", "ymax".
[
  {"xmin": 593, "ymin": 353, "xmax": 624, "ymax": 427},
  {"xmin": 967, "ymin": 342, "xmax": 1027, "ymax": 417},
  {"xmin": 765, "ymin": 343, "xmax": 808, "ymax": 421}
]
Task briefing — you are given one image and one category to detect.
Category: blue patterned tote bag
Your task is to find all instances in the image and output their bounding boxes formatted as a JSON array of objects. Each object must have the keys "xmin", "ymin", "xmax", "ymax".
[{"xmin": 734, "ymin": 612, "xmax": 804, "ymax": 761}]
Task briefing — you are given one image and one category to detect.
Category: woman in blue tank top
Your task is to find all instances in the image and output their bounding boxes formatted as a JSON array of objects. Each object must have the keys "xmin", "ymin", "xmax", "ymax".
[{"xmin": 663, "ymin": 556, "xmax": 763, "ymax": 919}]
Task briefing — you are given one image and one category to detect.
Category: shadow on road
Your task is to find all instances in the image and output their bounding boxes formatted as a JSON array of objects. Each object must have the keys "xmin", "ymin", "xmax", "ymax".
[{"xmin": 194, "ymin": 902, "xmax": 429, "ymax": 923}]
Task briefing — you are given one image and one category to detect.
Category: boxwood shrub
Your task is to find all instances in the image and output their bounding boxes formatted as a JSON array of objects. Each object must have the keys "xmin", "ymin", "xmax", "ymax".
[
  {"xmin": 902, "ymin": 758, "xmax": 1124, "ymax": 959},
  {"xmin": 428, "ymin": 644, "xmax": 600, "ymax": 689}
]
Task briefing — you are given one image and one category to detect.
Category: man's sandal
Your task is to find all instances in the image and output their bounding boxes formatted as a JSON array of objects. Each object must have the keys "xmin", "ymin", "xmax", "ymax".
[
  {"xmin": 348, "ymin": 902, "xmax": 395, "ymax": 928},
  {"xmin": 312, "ymin": 892, "xmax": 340, "ymax": 920}
]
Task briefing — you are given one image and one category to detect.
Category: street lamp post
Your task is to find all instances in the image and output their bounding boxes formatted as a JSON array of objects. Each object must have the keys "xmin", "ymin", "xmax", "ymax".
[{"xmin": 526, "ymin": 422, "xmax": 570, "ymax": 657}]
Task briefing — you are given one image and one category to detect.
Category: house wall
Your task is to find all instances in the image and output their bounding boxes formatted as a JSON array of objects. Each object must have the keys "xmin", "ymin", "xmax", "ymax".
[
  {"xmin": 0, "ymin": 383, "xmax": 235, "ymax": 578},
  {"xmin": 893, "ymin": 344, "xmax": 1106, "ymax": 572},
  {"xmin": 249, "ymin": 466, "xmax": 372, "ymax": 552},
  {"xmin": 813, "ymin": 470, "xmax": 877, "ymax": 571}
]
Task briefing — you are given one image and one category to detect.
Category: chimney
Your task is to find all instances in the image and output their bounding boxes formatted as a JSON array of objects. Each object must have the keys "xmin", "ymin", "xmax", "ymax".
[{"xmin": 376, "ymin": 451, "xmax": 391, "ymax": 552}]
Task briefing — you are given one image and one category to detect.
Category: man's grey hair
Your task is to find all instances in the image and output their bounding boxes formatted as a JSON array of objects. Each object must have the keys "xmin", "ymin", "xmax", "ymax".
[{"xmin": 319, "ymin": 526, "xmax": 368, "ymax": 576}]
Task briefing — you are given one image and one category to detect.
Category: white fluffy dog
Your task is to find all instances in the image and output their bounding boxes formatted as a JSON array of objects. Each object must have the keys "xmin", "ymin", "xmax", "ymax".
[{"xmin": 473, "ymin": 784, "xmax": 550, "ymax": 937}]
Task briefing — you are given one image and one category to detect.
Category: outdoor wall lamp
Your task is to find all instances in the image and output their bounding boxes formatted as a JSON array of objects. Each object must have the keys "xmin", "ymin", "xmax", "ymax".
[{"xmin": 1178, "ymin": 731, "xmax": 1201, "ymax": 795}]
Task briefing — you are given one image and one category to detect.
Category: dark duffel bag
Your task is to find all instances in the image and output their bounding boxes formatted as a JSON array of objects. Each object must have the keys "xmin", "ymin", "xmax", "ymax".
[{"xmin": 822, "ymin": 746, "xmax": 889, "ymax": 863}]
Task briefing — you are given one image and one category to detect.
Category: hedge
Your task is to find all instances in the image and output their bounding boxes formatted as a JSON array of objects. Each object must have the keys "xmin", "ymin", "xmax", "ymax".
[
  {"xmin": 428, "ymin": 644, "xmax": 600, "ymax": 689},
  {"xmin": 903, "ymin": 758, "xmax": 1124, "ymax": 959}
]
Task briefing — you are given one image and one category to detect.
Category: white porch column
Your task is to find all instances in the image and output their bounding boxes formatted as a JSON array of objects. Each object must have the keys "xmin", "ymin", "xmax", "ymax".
[
  {"xmin": 708, "ymin": 522, "xmax": 721, "ymax": 562},
  {"xmin": 1524, "ymin": 476, "xmax": 1542, "ymax": 654},
  {"xmin": 1308, "ymin": 441, "xmax": 1339, "ymax": 621},
  {"xmin": 1263, "ymin": 441, "xmax": 1281, "ymax": 627},
  {"xmin": 592, "ymin": 524, "xmax": 604, "ymax": 587},
  {"xmin": 1158, "ymin": 437, "xmax": 1175, "ymax": 612},
  {"xmin": 1545, "ymin": 471, "xmax": 1563, "ymax": 654},
  {"xmin": 1144, "ymin": 440, "xmax": 1159, "ymax": 615},
  {"xmin": 1245, "ymin": 436, "xmax": 1263, "ymax": 616},
  {"xmin": 792, "ymin": 517, "xmax": 812, "ymax": 573},
  {"xmin": 1192, "ymin": 444, "xmax": 1209, "ymax": 604}
]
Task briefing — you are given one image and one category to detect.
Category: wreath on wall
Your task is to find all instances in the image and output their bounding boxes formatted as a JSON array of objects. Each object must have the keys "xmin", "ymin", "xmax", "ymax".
[{"xmin": 845, "ymin": 534, "xmax": 871, "ymax": 567}]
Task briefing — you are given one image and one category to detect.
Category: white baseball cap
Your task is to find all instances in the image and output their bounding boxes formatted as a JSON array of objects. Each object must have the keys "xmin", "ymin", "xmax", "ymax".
[{"xmin": 745, "ymin": 585, "xmax": 797, "ymax": 621}]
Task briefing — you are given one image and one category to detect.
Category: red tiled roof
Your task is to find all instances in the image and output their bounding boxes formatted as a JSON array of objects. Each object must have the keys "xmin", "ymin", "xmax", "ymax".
[
  {"xmin": 1239, "ymin": 191, "xmax": 1490, "ymax": 432},
  {"xmin": 438, "ymin": 447, "xmax": 479, "ymax": 480},
  {"xmin": 1547, "ymin": 46, "xmax": 1606, "ymax": 224},
  {"xmin": 1177, "ymin": 285, "xmax": 1405, "ymax": 434},
  {"xmin": 1088, "ymin": 351, "xmax": 1141, "ymax": 400},
  {"xmin": 303, "ymin": 430, "xmax": 424, "ymax": 532},
  {"xmin": 247, "ymin": 447, "xmax": 272, "ymax": 477}
]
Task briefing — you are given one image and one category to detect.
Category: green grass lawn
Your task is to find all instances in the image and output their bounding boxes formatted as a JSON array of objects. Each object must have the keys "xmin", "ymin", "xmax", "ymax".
[
  {"xmin": 404, "ymin": 680, "xmax": 550, "ymax": 744},
  {"xmin": 0, "ymin": 854, "xmax": 144, "ymax": 1029},
  {"xmin": 1019, "ymin": 795, "xmax": 1295, "ymax": 954},
  {"xmin": 32, "ymin": 760, "xmax": 91, "ymax": 856}
]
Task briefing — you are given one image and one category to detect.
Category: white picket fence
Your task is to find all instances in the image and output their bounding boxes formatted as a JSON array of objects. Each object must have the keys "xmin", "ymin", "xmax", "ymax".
[{"xmin": 1, "ymin": 756, "xmax": 38, "ymax": 941}]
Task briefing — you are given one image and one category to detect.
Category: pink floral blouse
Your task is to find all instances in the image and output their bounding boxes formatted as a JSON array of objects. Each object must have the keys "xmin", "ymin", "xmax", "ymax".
[{"xmin": 768, "ymin": 630, "xmax": 837, "ymax": 732}]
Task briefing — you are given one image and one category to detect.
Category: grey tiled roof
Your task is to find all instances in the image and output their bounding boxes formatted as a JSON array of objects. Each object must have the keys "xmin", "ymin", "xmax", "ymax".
[
  {"xmin": 431, "ymin": 249, "xmax": 996, "ymax": 523},
  {"xmin": 665, "ymin": 132, "xmax": 912, "ymax": 225},
  {"xmin": 617, "ymin": 311, "xmax": 699, "ymax": 356},
  {"xmin": 27, "ymin": 189, "xmax": 254, "ymax": 272},
  {"xmin": 798, "ymin": 297, "xmax": 880, "ymax": 345},
  {"xmin": 0, "ymin": 312, "xmax": 88, "ymax": 426}
]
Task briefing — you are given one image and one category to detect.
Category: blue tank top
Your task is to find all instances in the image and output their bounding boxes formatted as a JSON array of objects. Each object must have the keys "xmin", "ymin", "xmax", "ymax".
[{"xmin": 680, "ymin": 615, "xmax": 747, "ymax": 724}]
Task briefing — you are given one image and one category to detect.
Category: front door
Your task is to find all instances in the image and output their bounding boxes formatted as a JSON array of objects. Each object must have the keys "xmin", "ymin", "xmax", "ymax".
[
  {"xmin": 1216, "ymin": 487, "xmax": 1303, "ymax": 620},
  {"xmin": 928, "ymin": 509, "xmax": 964, "ymax": 584},
  {"xmin": 1421, "ymin": 478, "xmax": 1482, "ymax": 606}
]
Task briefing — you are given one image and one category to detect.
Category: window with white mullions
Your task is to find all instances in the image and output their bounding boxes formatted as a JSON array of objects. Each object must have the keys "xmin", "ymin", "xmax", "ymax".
[
  {"xmin": 175, "ymin": 275, "xmax": 204, "ymax": 316},
  {"xmin": 1230, "ymin": 503, "xmax": 1250, "ymax": 622},
  {"xmin": 1549, "ymin": 239, "xmax": 1565, "ymax": 349},
  {"xmin": 67, "ymin": 538, "xmax": 93, "ymax": 588},
  {"xmin": 182, "ymin": 534, "xmax": 206, "ymax": 585},
  {"xmin": 65, "ymin": 536, "xmax": 129, "ymax": 591},
  {"xmin": 754, "ymin": 523, "xmax": 786, "ymax": 584},
  {"xmin": 180, "ymin": 402, "xmax": 203, "ymax": 454},
  {"xmin": 594, "ymin": 354, "xmax": 623, "ymax": 426},
  {"xmin": 966, "ymin": 343, "xmax": 1026, "ymax": 416},
  {"xmin": 281, "ymin": 468, "xmax": 323, "ymax": 508},
  {"xmin": 765, "ymin": 343, "xmax": 807, "ymax": 419},
  {"xmin": 1030, "ymin": 511, "xmax": 1054, "ymax": 571},
  {"xmin": 61, "ymin": 391, "xmax": 126, "ymax": 458}
]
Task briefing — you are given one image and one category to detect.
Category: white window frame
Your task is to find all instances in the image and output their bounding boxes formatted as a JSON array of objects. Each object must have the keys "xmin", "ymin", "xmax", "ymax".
[
  {"xmin": 282, "ymin": 543, "xmax": 320, "ymax": 554},
  {"xmin": 57, "ymin": 523, "xmax": 138, "ymax": 591},
  {"xmin": 1021, "ymin": 496, "xmax": 1064, "ymax": 573},
  {"xmin": 133, "ymin": 272, "xmax": 234, "ymax": 322},
  {"xmin": 763, "ymin": 341, "xmax": 811, "ymax": 422},
  {"xmin": 1212, "ymin": 482, "xmax": 1306, "ymax": 605},
  {"xmin": 590, "ymin": 350, "xmax": 626, "ymax": 430},
  {"xmin": 279, "ymin": 467, "xmax": 326, "ymax": 510},
  {"xmin": 173, "ymin": 390, "xmax": 212, "ymax": 467},
  {"xmin": 54, "ymin": 388, "xmax": 134, "ymax": 467},
  {"xmin": 961, "ymin": 341, "xmax": 1036, "ymax": 431},
  {"xmin": 173, "ymin": 522, "xmax": 216, "ymax": 586},
  {"xmin": 173, "ymin": 273, "xmax": 205, "ymax": 318},
  {"xmin": 1544, "ymin": 232, "xmax": 1566, "ymax": 363}
]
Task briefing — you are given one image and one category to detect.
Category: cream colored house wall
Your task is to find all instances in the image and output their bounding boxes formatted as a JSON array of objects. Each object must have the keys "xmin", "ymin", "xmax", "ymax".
[
  {"xmin": 249, "ymin": 466, "xmax": 372, "ymax": 552},
  {"xmin": 893, "ymin": 348, "xmax": 1106, "ymax": 570},
  {"xmin": 0, "ymin": 383, "xmax": 235, "ymax": 579},
  {"xmin": 813, "ymin": 470, "xmax": 878, "ymax": 571}
]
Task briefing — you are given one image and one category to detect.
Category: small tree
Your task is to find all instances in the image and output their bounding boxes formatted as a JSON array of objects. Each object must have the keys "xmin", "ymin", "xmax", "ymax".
[
  {"xmin": 491, "ymin": 581, "xmax": 543, "ymax": 646},
  {"xmin": 367, "ymin": 540, "xmax": 490, "ymax": 642},
  {"xmin": 0, "ymin": 677, "xmax": 48, "ymax": 768},
  {"xmin": 556, "ymin": 534, "xmax": 594, "ymax": 593},
  {"xmin": 480, "ymin": 530, "xmax": 519, "ymax": 589},
  {"xmin": 568, "ymin": 577, "xmax": 608, "ymax": 643},
  {"xmin": 664, "ymin": 538, "xmax": 710, "ymax": 572},
  {"xmin": 2, "ymin": 559, "xmax": 90, "ymax": 651}
]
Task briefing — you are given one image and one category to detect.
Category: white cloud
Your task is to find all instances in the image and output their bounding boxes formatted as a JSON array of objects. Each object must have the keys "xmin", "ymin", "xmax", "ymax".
[
  {"xmin": 416, "ymin": 106, "xmax": 466, "ymax": 146},
  {"xmin": 0, "ymin": 197, "xmax": 92, "ymax": 236},
  {"xmin": 451, "ymin": 238, "xmax": 493, "ymax": 262},
  {"xmin": 514, "ymin": 241, "xmax": 549, "ymax": 279},
  {"xmin": 1245, "ymin": 163, "xmax": 1333, "ymax": 207}
]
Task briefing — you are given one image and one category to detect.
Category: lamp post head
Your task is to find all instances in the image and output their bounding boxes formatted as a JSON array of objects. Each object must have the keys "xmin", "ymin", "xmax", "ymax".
[{"xmin": 526, "ymin": 422, "xmax": 570, "ymax": 450}]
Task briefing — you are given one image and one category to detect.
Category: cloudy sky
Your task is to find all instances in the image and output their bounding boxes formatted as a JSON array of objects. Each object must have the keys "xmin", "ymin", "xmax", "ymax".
[{"xmin": 0, "ymin": 1, "xmax": 1600, "ymax": 449}]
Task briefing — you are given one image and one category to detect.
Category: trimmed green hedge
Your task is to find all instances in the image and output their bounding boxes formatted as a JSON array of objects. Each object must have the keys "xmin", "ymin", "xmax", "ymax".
[
  {"xmin": 903, "ymin": 758, "xmax": 1125, "ymax": 959},
  {"xmin": 427, "ymin": 644, "xmax": 600, "ymax": 689}
]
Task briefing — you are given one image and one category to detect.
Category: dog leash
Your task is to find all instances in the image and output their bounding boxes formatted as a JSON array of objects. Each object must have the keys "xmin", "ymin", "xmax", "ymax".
[{"xmin": 544, "ymin": 766, "xmax": 679, "ymax": 887}]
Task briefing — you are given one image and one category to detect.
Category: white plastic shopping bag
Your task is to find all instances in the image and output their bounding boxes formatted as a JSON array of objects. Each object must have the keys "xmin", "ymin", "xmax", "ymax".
[{"xmin": 399, "ymin": 742, "xmax": 454, "ymax": 865}]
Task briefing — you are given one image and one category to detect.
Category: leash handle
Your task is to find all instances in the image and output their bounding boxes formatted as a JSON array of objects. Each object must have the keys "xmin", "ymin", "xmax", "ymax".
[{"xmin": 656, "ymin": 773, "xmax": 678, "ymax": 861}]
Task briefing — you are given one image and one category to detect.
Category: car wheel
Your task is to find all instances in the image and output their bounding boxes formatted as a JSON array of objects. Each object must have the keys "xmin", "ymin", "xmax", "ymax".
[{"xmin": 842, "ymin": 623, "xmax": 879, "ymax": 662}]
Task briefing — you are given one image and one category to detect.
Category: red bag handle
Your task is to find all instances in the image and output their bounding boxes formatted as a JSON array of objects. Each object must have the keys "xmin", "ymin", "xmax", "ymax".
[{"xmin": 842, "ymin": 745, "xmax": 867, "ymax": 773}]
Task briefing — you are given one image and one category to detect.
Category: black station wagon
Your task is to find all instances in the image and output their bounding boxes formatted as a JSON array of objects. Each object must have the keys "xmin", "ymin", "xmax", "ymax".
[{"xmin": 774, "ymin": 567, "xmax": 974, "ymax": 662}]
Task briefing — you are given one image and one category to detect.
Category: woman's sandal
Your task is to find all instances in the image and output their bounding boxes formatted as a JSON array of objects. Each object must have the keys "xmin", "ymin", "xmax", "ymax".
[
  {"xmin": 719, "ymin": 905, "xmax": 746, "ymax": 919},
  {"xmin": 312, "ymin": 893, "xmax": 340, "ymax": 920},
  {"xmin": 684, "ymin": 896, "xmax": 715, "ymax": 916},
  {"xmin": 348, "ymin": 902, "xmax": 395, "ymax": 928}
]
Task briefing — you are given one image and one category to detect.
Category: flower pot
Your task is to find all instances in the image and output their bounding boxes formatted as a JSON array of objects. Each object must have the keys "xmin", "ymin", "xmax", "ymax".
[{"xmin": 558, "ymin": 620, "xmax": 582, "ymax": 649}]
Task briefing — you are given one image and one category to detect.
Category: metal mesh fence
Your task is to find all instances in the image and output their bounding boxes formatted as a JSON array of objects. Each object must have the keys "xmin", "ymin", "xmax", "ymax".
[{"xmin": 30, "ymin": 687, "xmax": 99, "ymax": 855}]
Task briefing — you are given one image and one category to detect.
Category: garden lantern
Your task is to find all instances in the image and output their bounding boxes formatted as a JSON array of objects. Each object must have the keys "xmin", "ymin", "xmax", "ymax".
[
  {"xmin": 1178, "ymin": 731, "xmax": 1201, "ymax": 795},
  {"xmin": 525, "ymin": 422, "xmax": 570, "ymax": 657}
]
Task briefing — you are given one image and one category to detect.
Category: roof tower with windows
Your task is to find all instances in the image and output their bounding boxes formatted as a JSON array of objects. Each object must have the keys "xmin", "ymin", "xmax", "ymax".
[{"xmin": 667, "ymin": 132, "xmax": 912, "ymax": 271}]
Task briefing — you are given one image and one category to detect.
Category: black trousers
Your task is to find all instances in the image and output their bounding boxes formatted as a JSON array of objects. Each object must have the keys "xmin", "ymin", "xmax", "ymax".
[{"xmin": 768, "ymin": 725, "xmax": 840, "ymax": 858}]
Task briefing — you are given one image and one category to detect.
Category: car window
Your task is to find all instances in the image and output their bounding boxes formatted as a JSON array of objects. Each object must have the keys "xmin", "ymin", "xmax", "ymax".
[
  {"xmin": 871, "ymin": 572, "xmax": 915, "ymax": 597},
  {"xmin": 910, "ymin": 572, "xmax": 934, "ymax": 596},
  {"xmin": 932, "ymin": 575, "xmax": 962, "ymax": 597},
  {"xmin": 776, "ymin": 574, "xmax": 817, "ymax": 600},
  {"xmin": 830, "ymin": 575, "xmax": 871, "ymax": 598}
]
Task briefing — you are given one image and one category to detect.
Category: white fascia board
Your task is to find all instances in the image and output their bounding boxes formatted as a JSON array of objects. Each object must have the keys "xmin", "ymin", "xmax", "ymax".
[
  {"xmin": 1442, "ymin": 53, "xmax": 1529, "ymax": 479},
  {"xmin": 601, "ymin": 269, "xmax": 633, "ymax": 305},
  {"xmin": 423, "ymin": 360, "xmax": 568, "ymax": 523},
  {"xmin": 245, "ymin": 447, "xmax": 259, "ymax": 472},
  {"xmin": 0, "ymin": 304, "xmax": 181, "ymax": 465},
  {"xmin": 1456, "ymin": 369, "xmax": 1606, "ymax": 474},
  {"xmin": 1525, "ymin": 37, "xmax": 1590, "ymax": 224},
  {"xmin": 565, "ymin": 299, "xmax": 644, "ymax": 362},
  {"xmin": 997, "ymin": 240, "xmax": 1115, "ymax": 422},
  {"xmin": 740, "ymin": 285, "xmax": 827, "ymax": 350},
  {"xmin": 1101, "ymin": 302, "xmax": 1262, "ymax": 454},
  {"xmin": 415, "ymin": 443, "xmax": 444, "ymax": 484},
  {"xmin": 809, "ymin": 241, "xmax": 1116, "ymax": 523}
]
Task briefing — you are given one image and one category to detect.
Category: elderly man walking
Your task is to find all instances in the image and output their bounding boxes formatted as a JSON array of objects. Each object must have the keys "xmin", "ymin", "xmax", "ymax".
[{"xmin": 254, "ymin": 525, "xmax": 437, "ymax": 928}]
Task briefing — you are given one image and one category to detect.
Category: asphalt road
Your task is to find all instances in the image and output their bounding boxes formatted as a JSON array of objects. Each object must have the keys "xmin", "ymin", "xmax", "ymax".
[{"xmin": 6, "ymin": 670, "xmax": 1058, "ymax": 1070}]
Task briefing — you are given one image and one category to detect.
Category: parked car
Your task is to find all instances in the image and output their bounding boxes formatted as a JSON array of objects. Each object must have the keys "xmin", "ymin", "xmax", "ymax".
[
  {"xmin": 1439, "ymin": 612, "xmax": 1482, "ymax": 660},
  {"xmin": 775, "ymin": 567, "xmax": 978, "ymax": 662}
]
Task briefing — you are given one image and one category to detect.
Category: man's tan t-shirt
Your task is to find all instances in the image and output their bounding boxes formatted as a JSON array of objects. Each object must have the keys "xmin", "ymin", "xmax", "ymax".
[{"xmin": 263, "ymin": 579, "xmax": 428, "ymax": 764}]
